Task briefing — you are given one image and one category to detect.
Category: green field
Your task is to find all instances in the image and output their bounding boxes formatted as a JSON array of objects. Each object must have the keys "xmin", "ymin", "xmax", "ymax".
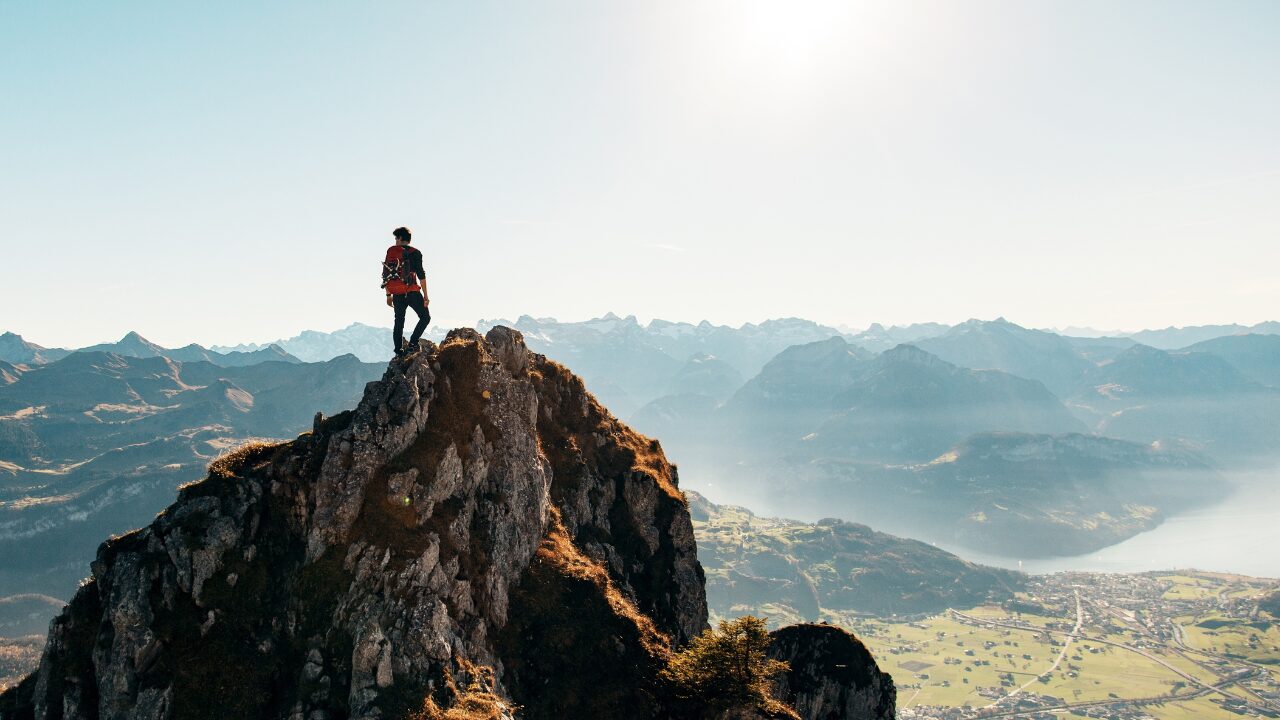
[
  {"xmin": 831, "ymin": 571, "xmax": 1280, "ymax": 718},
  {"xmin": 1180, "ymin": 614, "xmax": 1280, "ymax": 665},
  {"xmin": 847, "ymin": 608, "xmax": 1199, "ymax": 710}
]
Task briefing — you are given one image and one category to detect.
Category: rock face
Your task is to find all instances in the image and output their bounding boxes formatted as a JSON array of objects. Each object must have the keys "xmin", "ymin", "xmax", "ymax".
[
  {"xmin": 0, "ymin": 327, "xmax": 892, "ymax": 720},
  {"xmin": 768, "ymin": 625, "xmax": 896, "ymax": 720}
]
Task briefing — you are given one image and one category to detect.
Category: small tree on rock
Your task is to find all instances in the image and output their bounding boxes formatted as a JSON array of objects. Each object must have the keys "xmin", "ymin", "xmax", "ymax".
[{"xmin": 662, "ymin": 615, "xmax": 799, "ymax": 719}]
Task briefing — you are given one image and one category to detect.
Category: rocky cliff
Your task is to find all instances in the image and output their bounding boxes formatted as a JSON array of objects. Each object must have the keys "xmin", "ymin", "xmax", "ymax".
[
  {"xmin": 0, "ymin": 327, "xmax": 893, "ymax": 720},
  {"xmin": 768, "ymin": 625, "xmax": 895, "ymax": 720}
]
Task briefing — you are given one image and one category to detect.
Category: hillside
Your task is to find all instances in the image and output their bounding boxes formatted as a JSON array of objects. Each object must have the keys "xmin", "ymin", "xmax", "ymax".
[
  {"xmin": 913, "ymin": 318, "xmax": 1095, "ymax": 396},
  {"xmin": 0, "ymin": 328, "xmax": 894, "ymax": 720},
  {"xmin": 681, "ymin": 340, "xmax": 1084, "ymax": 466},
  {"xmin": 750, "ymin": 432, "xmax": 1221, "ymax": 557},
  {"xmin": 689, "ymin": 492, "xmax": 1022, "ymax": 622},
  {"xmin": 805, "ymin": 345, "xmax": 1085, "ymax": 463},
  {"xmin": 2, "ymin": 331, "xmax": 299, "ymax": 368},
  {"xmin": 0, "ymin": 352, "xmax": 384, "ymax": 599},
  {"xmin": 1126, "ymin": 321, "xmax": 1280, "ymax": 350},
  {"xmin": 215, "ymin": 315, "xmax": 847, "ymax": 418},
  {"xmin": 0, "ymin": 334, "xmax": 68, "ymax": 366},
  {"xmin": 1070, "ymin": 344, "xmax": 1280, "ymax": 459},
  {"xmin": 1182, "ymin": 333, "xmax": 1280, "ymax": 388}
]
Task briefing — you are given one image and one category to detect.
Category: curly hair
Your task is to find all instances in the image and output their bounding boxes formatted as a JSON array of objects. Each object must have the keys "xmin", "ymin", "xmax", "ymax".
[{"xmin": 393, "ymin": 226, "xmax": 412, "ymax": 242}]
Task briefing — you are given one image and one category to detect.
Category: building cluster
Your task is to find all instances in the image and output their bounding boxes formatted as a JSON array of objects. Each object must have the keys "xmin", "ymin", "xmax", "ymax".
[{"xmin": 894, "ymin": 571, "xmax": 1280, "ymax": 719}]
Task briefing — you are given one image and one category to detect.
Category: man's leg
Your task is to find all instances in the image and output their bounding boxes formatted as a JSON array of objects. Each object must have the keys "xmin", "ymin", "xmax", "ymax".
[
  {"xmin": 392, "ymin": 294, "xmax": 409, "ymax": 353},
  {"xmin": 407, "ymin": 291, "xmax": 431, "ymax": 347}
]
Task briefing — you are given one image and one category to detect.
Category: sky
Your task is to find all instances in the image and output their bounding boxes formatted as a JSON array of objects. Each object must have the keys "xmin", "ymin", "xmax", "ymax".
[{"xmin": 1, "ymin": 0, "xmax": 1277, "ymax": 348}]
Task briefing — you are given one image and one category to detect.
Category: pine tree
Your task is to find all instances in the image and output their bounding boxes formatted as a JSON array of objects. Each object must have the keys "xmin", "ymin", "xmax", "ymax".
[{"xmin": 662, "ymin": 616, "xmax": 799, "ymax": 718}]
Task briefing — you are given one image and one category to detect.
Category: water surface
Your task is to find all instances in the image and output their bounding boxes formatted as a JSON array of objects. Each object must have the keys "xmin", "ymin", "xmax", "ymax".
[{"xmin": 934, "ymin": 467, "xmax": 1280, "ymax": 578}]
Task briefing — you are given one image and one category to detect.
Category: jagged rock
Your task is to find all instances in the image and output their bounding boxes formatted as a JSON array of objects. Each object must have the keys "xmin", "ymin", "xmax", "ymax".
[
  {"xmin": 768, "ymin": 624, "xmax": 896, "ymax": 720},
  {"xmin": 0, "ymin": 327, "xmax": 891, "ymax": 720}
]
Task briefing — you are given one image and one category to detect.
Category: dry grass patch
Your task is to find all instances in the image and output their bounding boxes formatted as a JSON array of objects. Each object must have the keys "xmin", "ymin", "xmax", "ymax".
[
  {"xmin": 204, "ymin": 440, "xmax": 281, "ymax": 481},
  {"xmin": 406, "ymin": 663, "xmax": 515, "ymax": 720}
]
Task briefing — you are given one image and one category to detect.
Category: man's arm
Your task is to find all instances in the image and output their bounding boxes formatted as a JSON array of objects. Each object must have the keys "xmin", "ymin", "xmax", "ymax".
[{"xmin": 415, "ymin": 251, "xmax": 429, "ymax": 304}]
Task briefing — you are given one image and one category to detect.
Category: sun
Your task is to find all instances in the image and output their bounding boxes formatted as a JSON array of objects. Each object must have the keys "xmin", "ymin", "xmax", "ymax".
[{"xmin": 732, "ymin": 0, "xmax": 855, "ymax": 73}]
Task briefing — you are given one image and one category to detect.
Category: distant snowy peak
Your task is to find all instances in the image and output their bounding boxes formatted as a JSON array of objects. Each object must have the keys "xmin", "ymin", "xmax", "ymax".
[
  {"xmin": 846, "ymin": 322, "xmax": 951, "ymax": 351},
  {"xmin": 213, "ymin": 322, "xmax": 446, "ymax": 363}
]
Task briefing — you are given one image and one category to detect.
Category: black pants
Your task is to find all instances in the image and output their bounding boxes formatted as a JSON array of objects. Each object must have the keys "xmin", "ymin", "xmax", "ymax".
[{"xmin": 392, "ymin": 291, "xmax": 430, "ymax": 352}]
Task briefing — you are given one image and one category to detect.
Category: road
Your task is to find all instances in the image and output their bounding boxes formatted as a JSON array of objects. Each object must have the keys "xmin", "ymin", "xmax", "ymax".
[
  {"xmin": 972, "ymin": 670, "xmax": 1260, "ymax": 719},
  {"xmin": 975, "ymin": 589, "xmax": 1082, "ymax": 711},
  {"xmin": 1167, "ymin": 618, "xmax": 1280, "ymax": 712},
  {"xmin": 1086, "ymin": 594, "xmax": 1280, "ymax": 713},
  {"xmin": 950, "ymin": 603, "xmax": 1243, "ymax": 704}
]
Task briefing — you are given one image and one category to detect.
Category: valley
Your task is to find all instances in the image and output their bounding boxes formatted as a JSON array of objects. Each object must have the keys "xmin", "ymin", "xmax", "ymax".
[
  {"xmin": 2, "ymin": 316, "xmax": 1278, "ymax": 718},
  {"xmin": 843, "ymin": 571, "xmax": 1280, "ymax": 719}
]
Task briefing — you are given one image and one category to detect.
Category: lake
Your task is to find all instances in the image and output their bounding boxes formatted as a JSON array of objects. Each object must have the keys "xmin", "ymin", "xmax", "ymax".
[{"xmin": 934, "ymin": 466, "xmax": 1280, "ymax": 578}]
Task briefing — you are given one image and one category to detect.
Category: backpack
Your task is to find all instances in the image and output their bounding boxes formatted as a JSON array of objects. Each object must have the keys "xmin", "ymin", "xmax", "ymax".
[{"xmin": 381, "ymin": 246, "xmax": 418, "ymax": 291}]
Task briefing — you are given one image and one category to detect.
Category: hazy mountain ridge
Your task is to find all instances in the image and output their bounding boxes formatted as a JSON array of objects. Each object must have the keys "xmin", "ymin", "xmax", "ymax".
[
  {"xmin": 844, "ymin": 322, "xmax": 952, "ymax": 352},
  {"xmin": 1181, "ymin": 333, "xmax": 1280, "ymax": 388},
  {"xmin": 805, "ymin": 344, "xmax": 1086, "ymax": 464},
  {"xmin": 2, "ymin": 331, "xmax": 301, "ymax": 368},
  {"xmin": 1127, "ymin": 320, "xmax": 1280, "ymax": 350},
  {"xmin": 212, "ymin": 322, "xmax": 448, "ymax": 363},
  {"xmin": 3, "ymin": 315, "xmax": 1275, "ymax": 627},
  {"xmin": 911, "ymin": 317, "xmax": 1096, "ymax": 396},
  {"xmin": 472, "ymin": 314, "xmax": 849, "ymax": 417},
  {"xmin": 0, "ymin": 334, "xmax": 68, "ymax": 366},
  {"xmin": 713, "ymin": 430, "xmax": 1221, "ymax": 559},
  {"xmin": 631, "ymin": 324, "xmax": 1260, "ymax": 558},
  {"xmin": 209, "ymin": 314, "xmax": 847, "ymax": 417},
  {"xmin": 1069, "ymin": 343, "xmax": 1280, "ymax": 459},
  {"xmin": 0, "ymin": 351, "xmax": 384, "ymax": 598},
  {"xmin": 171, "ymin": 313, "xmax": 1280, "ymax": 429},
  {"xmin": 648, "ymin": 339, "xmax": 1085, "ymax": 466},
  {"xmin": 689, "ymin": 491, "xmax": 1022, "ymax": 621}
]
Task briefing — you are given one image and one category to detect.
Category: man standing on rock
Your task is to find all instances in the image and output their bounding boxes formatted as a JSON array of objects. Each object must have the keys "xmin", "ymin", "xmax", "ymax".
[{"xmin": 381, "ymin": 226, "xmax": 430, "ymax": 356}]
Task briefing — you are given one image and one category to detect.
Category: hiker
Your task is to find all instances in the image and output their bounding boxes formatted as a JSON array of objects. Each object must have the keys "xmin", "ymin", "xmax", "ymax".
[{"xmin": 381, "ymin": 226, "xmax": 430, "ymax": 356}]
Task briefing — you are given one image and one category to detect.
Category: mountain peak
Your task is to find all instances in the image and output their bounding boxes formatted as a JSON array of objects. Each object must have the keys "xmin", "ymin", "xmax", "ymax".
[
  {"xmin": 878, "ymin": 343, "xmax": 949, "ymax": 368},
  {"xmin": 3, "ymin": 326, "xmax": 889, "ymax": 718},
  {"xmin": 0, "ymin": 331, "xmax": 68, "ymax": 364},
  {"xmin": 6, "ymin": 327, "xmax": 708, "ymax": 718}
]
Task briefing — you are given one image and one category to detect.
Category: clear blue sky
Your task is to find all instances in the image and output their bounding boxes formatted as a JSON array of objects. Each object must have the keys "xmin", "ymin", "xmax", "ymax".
[{"xmin": 1, "ymin": 1, "xmax": 1277, "ymax": 348}]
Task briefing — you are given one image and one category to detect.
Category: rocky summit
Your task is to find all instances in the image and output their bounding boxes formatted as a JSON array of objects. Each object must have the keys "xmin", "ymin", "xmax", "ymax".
[{"xmin": 0, "ymin": 327, "xmax": 894, "ymax": 720}]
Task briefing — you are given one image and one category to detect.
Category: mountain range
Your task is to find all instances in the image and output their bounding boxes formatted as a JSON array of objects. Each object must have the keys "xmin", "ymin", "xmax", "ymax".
[
  {"xmin": 629, "ymin": 324, "xmax": 1271, "ymax": 556},
  {"xmin": 689, "ymin": 491, "xmax": 1022, "ymax": 621},
  {"xmin": 0, "ymin": 350, "xmax": 384, "ymax": 599},
  {"xmin": 0, "ymin": 328, "xmax": 895, "ymax": 720},
  {"xmin": 1, "ymin": 331, "xmax": 300, "ymax": 368},
  {"xmin": 0, "ymin": 313, "xmax": 1276, "ymax": 715},
  {"xmin": 15, "ymin": 314, "xmax": 1276, "ymax": 414},
  {"xmin": 778, "ymin": 432, "xmax": 1219, "ymax": 556},
  {"xmin": 1, "ymin": 315, "xmax": 1276, "ymax": 618}
]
